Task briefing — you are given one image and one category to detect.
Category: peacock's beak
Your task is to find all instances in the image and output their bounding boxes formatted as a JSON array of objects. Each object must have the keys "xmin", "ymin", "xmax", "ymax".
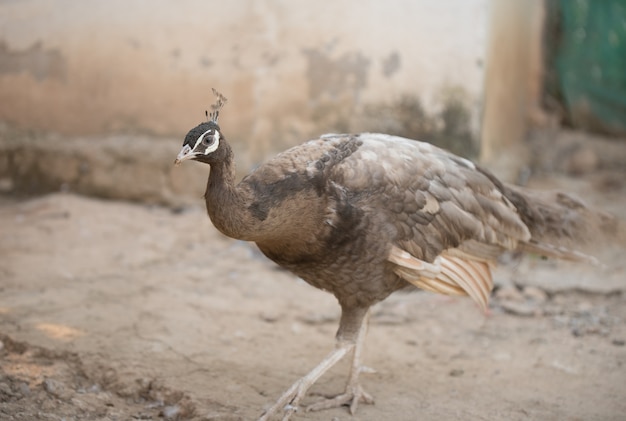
[{"xmin": 174, "ymin": 144, "xmax": 194, "ymax": 165}]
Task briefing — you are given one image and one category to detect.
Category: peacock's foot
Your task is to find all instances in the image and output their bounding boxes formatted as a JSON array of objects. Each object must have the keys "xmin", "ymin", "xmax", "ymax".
[
  {"xmin": 256, "ymin": 344, "xmax": 354, "ymax": 421},
  {"xmin": 306, "ymin": 383, "xmax": 374, "ymax": 415},
  {"xmin": 256, "ymin": 376, "xmax": 315, "ymax": 421}
]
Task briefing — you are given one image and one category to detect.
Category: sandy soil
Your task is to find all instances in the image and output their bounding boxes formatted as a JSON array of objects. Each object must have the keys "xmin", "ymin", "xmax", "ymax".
[{"xmin": 1, "ymin": 169, "xmax": 625, "ymax": 420}]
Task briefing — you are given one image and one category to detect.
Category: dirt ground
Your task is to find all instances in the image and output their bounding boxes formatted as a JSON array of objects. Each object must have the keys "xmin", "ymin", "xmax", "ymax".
[{"xmin": 1, "ymin": 159, "xmax": 626, "ymax": 420}]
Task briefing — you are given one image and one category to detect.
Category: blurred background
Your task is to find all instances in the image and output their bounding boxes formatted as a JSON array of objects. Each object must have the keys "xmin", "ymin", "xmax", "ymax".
[{"xmin": 1, "ymin": 0, "xmax": 623, "ymax": 205}]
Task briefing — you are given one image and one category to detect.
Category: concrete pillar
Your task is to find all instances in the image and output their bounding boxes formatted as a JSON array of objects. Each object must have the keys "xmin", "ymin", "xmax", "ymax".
[{"xmin": 481, "ymin": 0, "xmax": 545, "ymax": 181}]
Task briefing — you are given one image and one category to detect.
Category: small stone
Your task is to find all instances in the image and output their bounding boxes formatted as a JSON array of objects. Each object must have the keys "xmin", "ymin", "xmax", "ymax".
[
  {"xmin": 43, "ymin": 378, "xmax": 73, "ymax": 400},
  {"xmin": 18, "ymin": 382, "xmax": 30, "ymax": 396},
  {"xmin": 161, "ymin": 405, "xmax": 181, "ymax": 420},
  {"xmin": 523, "ymin": 286, "xmax": 548, "ymax": 303},
  {"xmin": 495, "ymin": 285, "xmax": 524, "ymax": 302},
  {"xmin": 612, "ymin": 339, "xmax": 625, "ymax": 347},
  {"xmin": 550, "ymin": 360, "xmax": 579, "ymax": 375},
  {"xmin": 87, "ymin": 383, "xmax": 102, "ymax": 393},
  {"xmin": 449, "ymin": 369, "xmax": 464, "ymax": 377},
  {"xmin": 259, "ymin": 311, "xmax": 281, "ymax": 323},
  {"xmin": 499, "ymin": 301, "xmax": 541, "ymax": 317}
]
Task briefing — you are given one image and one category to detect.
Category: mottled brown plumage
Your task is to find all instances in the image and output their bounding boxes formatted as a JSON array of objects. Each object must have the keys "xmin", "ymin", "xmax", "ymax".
[{"xmin": 175, "ymin": 93, "xmax": 605, "ymax": 420}]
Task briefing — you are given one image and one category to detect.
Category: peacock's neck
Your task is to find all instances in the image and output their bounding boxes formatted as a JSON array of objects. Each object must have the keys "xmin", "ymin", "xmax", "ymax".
[
  {"xmin": 203, "ymin": 142, "xmax": 333, "ymax": 260},
  {"xmin": 204, "ymin": 148, "xmax": 258, "ymax": 241}
]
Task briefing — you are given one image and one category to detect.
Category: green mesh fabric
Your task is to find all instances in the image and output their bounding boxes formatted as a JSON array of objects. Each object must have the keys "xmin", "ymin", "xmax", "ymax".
[{"xmin": 556, "ymin": 0, "xmax": 626, "ymax": 135}]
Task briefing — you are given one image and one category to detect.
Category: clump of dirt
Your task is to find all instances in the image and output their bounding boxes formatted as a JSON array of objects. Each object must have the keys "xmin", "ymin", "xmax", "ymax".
[{"xmin": 0, "ymin": 334, "xmax": 196, "ymax": 421}]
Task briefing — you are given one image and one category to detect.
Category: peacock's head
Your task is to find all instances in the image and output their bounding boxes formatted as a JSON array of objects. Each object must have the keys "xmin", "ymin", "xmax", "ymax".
[{"xmin": 175, "ymin": 89, "xmax": 228, "ymax": 165}]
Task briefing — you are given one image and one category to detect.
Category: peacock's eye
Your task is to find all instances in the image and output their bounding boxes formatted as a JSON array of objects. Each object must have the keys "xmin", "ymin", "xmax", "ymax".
[{"xmin": 202, "ymin": 131, "xmax": 214, "ymax": 146}]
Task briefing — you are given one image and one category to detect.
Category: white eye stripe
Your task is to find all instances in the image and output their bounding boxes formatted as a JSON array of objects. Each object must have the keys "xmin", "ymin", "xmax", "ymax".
[
  {"xmin": 205, "ymin": 130, "xmax": 220, "ymax": 154},
  {"xmin": 194, "ymin": 129, "xmax": 220, "ymax": 154},
  {"xmin": 194, "ymin": 129, "xmax": 211, "ymax": 148}
]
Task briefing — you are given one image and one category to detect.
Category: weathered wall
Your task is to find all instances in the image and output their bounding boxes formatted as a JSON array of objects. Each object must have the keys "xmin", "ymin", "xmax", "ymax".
[{"xmin": 0, "ymin": 0, "xmax": 488, "ymax": 162}]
